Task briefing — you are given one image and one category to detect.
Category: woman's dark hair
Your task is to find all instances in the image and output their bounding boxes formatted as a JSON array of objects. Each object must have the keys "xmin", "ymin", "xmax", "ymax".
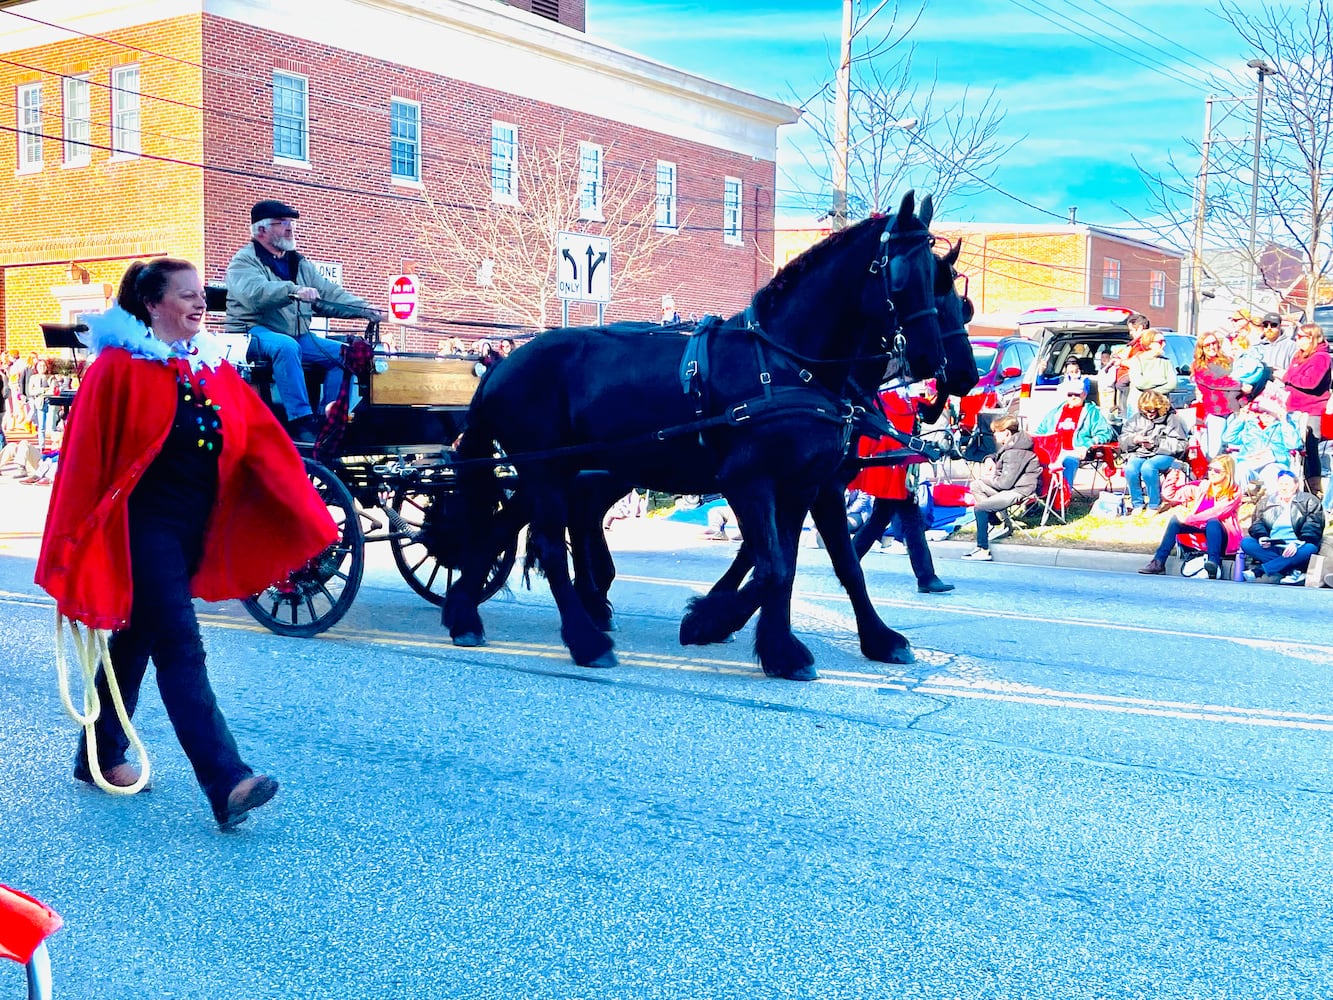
[{"xmin": 116, "ymin": 258, "xmax": 197, "ymax": 327}]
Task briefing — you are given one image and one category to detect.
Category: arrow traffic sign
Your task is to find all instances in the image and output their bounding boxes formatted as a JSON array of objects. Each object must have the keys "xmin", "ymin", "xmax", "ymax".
[{"xmin": 555, "ymin": 231, "xmax": 612, "ymax": 304}]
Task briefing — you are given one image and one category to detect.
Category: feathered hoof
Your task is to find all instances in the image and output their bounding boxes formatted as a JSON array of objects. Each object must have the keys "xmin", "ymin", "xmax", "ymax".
[
  {"xmin": 762, "ymin": 661, "xmax": 819, "ymax": 682},
  {"xmin": 579, "ymin": 650, "xmax": 619, "ymax": 670},
  {"xmin": 452, "ymin": 632, "xmax": 486, "ymax": 648}
]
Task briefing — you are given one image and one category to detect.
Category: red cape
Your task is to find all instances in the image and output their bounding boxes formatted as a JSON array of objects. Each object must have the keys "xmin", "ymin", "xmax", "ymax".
[
  {"xmin": 36, "ymin": 348, "xmax": 338, "ymax": 629},
  {"xmin": 848, "ymin": 390, "xmax": 925, "ymax": 500}
]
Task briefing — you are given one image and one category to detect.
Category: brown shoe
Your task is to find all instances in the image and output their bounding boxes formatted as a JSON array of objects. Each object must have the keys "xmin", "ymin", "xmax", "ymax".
[
  {"xmin": 1138, "ymin": 558, "xmax": 1166, "ymax": 575},
  {"xmin": 74, "ymin": 760, "xmax": 144, "ymax": 789},
  {"xmin": 216, "ymin": 774, "xmax": 279, "ymax": 831}
]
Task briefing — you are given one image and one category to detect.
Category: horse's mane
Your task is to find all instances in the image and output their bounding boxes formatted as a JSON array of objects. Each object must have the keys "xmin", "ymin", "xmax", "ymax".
[{"xmin": 751, "ymin": 214, "xmax": 889, "ymax": 316}]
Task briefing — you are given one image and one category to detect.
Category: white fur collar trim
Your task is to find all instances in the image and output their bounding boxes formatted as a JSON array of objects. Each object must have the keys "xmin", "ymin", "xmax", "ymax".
[{"xmin": 82, "ymin": 306, "xmax": 226, "ymax": 373}]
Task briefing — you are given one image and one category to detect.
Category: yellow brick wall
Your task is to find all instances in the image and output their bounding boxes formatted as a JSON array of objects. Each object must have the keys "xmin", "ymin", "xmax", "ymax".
[
  {"xmin": 0, "ymin": 15, "xmax": 205, "ymax": 356},
  {"xmin": 940, "ymin": 230, "xmax": 1088, "ymax": 315}
]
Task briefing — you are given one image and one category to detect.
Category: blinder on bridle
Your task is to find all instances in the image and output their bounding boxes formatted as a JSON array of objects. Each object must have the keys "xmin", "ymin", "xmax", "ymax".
[
  {"xmin": 868, "ymin": 224, "xmax": 941, "ymax": 384},
  {"xmin": 948, "ymin": 259, "xmax": 976, "ymax": 325}
]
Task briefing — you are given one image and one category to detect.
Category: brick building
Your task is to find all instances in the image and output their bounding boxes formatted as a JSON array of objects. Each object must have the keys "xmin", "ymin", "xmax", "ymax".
[
  {"xmin": 933, "ymin": 223, "xmax": 1186, "ymax": 336},
  {"xmin": 776, "ymin": 222, "xmax": 1186, "ymax": 337},
  {"xmin": 0, "ymin": 0, "xmax": 797, "ymax": 357}
]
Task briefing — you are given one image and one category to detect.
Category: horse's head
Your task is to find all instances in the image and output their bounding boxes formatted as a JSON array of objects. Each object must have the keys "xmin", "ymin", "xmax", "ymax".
[
  {"xmin": 933, "ymin": 239, "xmax": 980, "ymax": 399},
  {"xmin": 908, "ymin": 239, "xmax": 980, "ymax": 424},
  {"xmin": 749, "ymin": 190, "xmax": 943, "ymax": 387}
]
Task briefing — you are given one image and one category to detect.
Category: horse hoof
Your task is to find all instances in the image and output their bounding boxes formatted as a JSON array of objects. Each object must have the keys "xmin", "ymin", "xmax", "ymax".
[
  {"xmin": 580, "ymin": 651, "xmax": 618, "ymax": 670},
  {"xmin": 762, "ymin": 662, "xmax": 819, "ymax": 682},
  {"xmin": 862, "ymin": 638, "xmax": 915, "ymax": 665},
  {"xmin": 452, "ymin": 632, "xmax": 486, "ymax": 648}
]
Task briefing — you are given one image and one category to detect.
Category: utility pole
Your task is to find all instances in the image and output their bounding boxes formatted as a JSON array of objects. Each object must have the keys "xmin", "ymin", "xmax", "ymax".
[
  {"xmin": 831, "ymin": 0, "xmax": 853, "ymax": 231},
  {"xmin": 1189, "ymin": 97, "xmax": 1214, "ymax": 339},
  {"xmin": 1245, "ymin": 58, "xmax": 1278, "ymax": 313}
]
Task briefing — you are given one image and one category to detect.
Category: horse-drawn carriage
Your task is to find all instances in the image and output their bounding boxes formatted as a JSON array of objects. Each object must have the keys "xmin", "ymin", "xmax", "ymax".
[
  {"xmin": 64, "ymin": 191, "xmax": 971, "ymax": 683},
  {"xmin": 207, "ymin": 300, "xmax": 522, "ymax": 639}
]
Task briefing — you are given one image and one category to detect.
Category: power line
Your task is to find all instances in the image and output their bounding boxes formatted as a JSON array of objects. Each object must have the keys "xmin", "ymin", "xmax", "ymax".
[{"xmin": 999, "ymin": 0, "xmax": 1215, "ymax": 93}]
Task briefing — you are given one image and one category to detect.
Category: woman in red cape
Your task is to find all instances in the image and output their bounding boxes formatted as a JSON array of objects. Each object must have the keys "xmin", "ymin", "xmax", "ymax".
[
  {"xmin": 847, "ymin": 386, "xmax": 954, "ymax": 594},
  {"xmin": 36, "ymin": 258, "xmax": 337, "ymax": 830}
]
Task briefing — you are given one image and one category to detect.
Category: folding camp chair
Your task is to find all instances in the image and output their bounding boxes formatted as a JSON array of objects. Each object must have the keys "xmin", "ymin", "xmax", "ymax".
[{"xmin": 1016, "ymin": 433, "xmax": 1069, "ymax": 527}]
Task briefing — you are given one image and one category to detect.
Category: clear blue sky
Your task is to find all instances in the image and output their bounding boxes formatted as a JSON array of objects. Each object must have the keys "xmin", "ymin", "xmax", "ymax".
[{"xmin": 587, "ymin": 0, "xmax": 1267, "ymax": 234}]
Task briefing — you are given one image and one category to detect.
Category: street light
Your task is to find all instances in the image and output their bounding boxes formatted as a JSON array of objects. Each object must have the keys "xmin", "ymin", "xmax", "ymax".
[{"xmin": 1245, "ymin": 58, "xmax": 1278, "ymax": 313}]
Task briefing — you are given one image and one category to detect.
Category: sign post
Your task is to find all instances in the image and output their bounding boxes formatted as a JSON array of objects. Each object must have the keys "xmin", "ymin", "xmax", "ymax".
[
  {"xmin": 388, "ymin": 274, "xmax": 418, "ymax": 324},
  {"xmin": 555, "ymin": 231, "xmax": 612, "ymax": 326}
]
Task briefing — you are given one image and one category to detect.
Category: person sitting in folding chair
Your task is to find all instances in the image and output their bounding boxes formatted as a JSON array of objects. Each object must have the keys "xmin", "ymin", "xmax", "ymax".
[
  {"xmin": 1139, "ymin": 455, "xmax": 1244, "ymax": 579},
  {"xmin": 963, "ymin": 415, "xmax": 1041, "ymax": 562},
  {"xmin": 1035, "ymin": 379, "xmax": 1116, "ymax": 491},
  {"xmin": 1220, "ymin": 372, "xmax": 1303, "ymax": 490},
  {"xmin": 1119, "ymin": 390, "xmax": 1189, "ymax": 514}
]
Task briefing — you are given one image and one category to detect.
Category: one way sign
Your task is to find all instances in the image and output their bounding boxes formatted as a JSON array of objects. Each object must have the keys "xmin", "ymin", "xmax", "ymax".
[{"xmin": 555, "ymin": 231, "xmax": 612, "ymax": 304}]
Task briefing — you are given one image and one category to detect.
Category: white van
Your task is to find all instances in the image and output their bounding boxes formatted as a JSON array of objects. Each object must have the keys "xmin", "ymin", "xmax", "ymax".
[{"xmin": 1013, "ymin": 306, "xmax": 1190, "ymax": 430}]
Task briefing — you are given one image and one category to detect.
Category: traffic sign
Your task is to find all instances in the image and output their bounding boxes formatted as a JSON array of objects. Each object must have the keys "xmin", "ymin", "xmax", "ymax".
[
  {"xmin": 388, "ymin": 274, "xmax": 418, "ymax": 323},
  {"xmin": 555, "ymin": 231, "xmax": 612, "ymax": 304}
]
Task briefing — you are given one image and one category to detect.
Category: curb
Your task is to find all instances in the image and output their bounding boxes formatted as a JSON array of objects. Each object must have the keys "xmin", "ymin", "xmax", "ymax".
[{"xmin": 927, "ymin": 538, "xmax": 1147, "ymax": 574}]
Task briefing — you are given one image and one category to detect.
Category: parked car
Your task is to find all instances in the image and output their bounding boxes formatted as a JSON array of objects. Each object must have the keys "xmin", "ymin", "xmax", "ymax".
[
  {"xmin": 1014, "ymin": 306, "xmax": 1196, "ymax": 429},
  {"xmin": 1314, "ymin": 303, "xmax": 1333, "ymax": 342},
  {"xmin": 967, "ymin": 333, "xmax": 1038, "ymax": 415}
]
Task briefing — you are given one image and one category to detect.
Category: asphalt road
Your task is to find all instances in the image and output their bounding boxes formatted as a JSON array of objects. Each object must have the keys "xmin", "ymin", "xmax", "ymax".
[{"xmin": 2, "ymin": 504, "xmax": 1332, "ymax": 999}]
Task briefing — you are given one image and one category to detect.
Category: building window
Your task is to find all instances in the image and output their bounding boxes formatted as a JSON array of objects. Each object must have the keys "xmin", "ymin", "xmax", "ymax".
[
  {"xmin": 532, "ymin": 0, "xmax": 560, "ymax": 21},
  {"xmin": 723, "ymin": 176, "xmax": 743, "ymax": 245},
  {"xmin": 273, "ymin": 71, "xmax": 308, "ymax": 163},
  {"xmin": 491, "ymin": 121, "xmax": 517, "ymax": 202},
  {"xmin": 578, "ymin": 141, "xmax": 603, "ymax": 219},
  {"xmin": 62, "ymin": 75, "xmax": 91, "ymax": 166},
  {"xmin": 1150, "ymin": 270, "xmax": 1166, "ymax": 309},
  {"xmin": 110, "ymin": 65, "xmax": 140, "ymax": 157},
  {"xmin": 1102, "ymin": 257, "xmax": 1121, "ymax": 300},
  {"xmin": 390, "ymin": 98, "xmax": 420, "ymax": 182},
  {"xmin": 655, "ymin": 160, "xmax": 677, "ymax": 230},
  {"xmin": 16, "ymin": 82, "xmax": 42, "ymax": 171}
]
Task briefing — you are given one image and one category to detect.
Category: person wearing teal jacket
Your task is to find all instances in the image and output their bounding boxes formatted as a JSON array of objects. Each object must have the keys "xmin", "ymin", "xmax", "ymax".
[{"xmin": 1035, "ymin": 380, "xmax": 1117, "ymax": 488}]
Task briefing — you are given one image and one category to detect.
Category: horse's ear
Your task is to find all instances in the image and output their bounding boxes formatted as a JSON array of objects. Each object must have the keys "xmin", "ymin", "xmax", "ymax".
[
  {"xmin": 896, "ymin": 190, "xmax": 916, "ymax": 225},
  {"xmin": 944, "ymin": 239, "xmax": 961, "ymax": 266},
  {"xmin": 920, "ymin": 194, "xmax": 934, "ymax": 228}
]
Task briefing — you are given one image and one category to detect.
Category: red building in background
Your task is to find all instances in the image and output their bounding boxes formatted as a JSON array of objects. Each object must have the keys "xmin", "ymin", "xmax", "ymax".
[{"xmin": 0, "ymin": 0, "xmax": 797, "ymax": 355}]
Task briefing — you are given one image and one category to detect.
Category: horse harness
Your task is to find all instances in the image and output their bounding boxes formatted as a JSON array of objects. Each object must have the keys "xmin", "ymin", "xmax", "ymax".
[{"xmin": 676, "ymin": 310, "xmax": 946, "ymax": 465}]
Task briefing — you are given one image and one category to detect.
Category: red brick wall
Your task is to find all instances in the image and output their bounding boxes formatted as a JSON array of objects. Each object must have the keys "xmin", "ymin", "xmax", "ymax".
[
  {"xmin": 0, "ymin": 15, "xmax": 204, "ymax": 356},
  {"xmin": 1087, "ymin": 234, "xmax": 1181, "ymax": 327},
  {"xmin": 200, "ymin": 14, "xmax": 776, "ymax": 351}
]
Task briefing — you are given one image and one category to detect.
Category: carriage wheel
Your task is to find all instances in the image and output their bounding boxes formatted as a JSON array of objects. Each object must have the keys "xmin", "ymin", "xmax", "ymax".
[
  {"xmin": 241, "ymin": 458, "xmax": 364, "ymax": 637},
  {"xmin": 388, "ymin": 485, "xmax": 516, "ymax": 606}
]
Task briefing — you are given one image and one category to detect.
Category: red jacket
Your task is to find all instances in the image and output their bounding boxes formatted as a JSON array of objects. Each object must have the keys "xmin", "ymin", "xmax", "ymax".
[
  {"xmin": 36, "ymin": 348, "xmax": 338, "ymax": 629},
  {"xmin": 848, "ymin": 390, "xmax": 924, "ymax": 501}
]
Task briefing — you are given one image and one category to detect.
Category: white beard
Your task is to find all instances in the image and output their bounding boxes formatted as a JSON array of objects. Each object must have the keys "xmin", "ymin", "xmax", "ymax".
[{"xmin": 273, "ymin": 235, "xmax": 297, "ymax": 252}]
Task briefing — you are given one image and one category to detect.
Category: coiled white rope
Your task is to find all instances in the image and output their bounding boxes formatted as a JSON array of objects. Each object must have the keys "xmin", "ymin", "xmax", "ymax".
[{"xmin": 53, "ymin": 609, "xmax": 151, "ymax": 796}]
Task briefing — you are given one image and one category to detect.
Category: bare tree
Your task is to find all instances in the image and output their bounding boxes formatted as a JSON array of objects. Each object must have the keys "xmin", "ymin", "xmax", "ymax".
[
  {"xmin": 791, "ymin": 1, "xmax": 1017, "ymax": 220},
  {"xmin": 1128, "ymin": 1, "xmax": 1333, "ymax": 321},
  {"xmin": 413, "ymin": 129, "xmax": 688, "ymax": 329}
]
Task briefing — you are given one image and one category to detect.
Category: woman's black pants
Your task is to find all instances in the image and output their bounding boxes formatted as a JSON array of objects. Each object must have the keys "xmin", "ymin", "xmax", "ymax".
[{"xmin": 76, "ymin": 513, "xmax": 252, "ymax": 819}]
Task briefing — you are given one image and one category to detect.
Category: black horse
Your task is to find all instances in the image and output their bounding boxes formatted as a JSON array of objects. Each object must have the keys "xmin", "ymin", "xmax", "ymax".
[
  {"xmin": 440, "ymin": 192, "xmax": 944, "ymax": 681},
  {"xmin": 678, "ymin": 238, "xmax": 979, "ymax": 664}
]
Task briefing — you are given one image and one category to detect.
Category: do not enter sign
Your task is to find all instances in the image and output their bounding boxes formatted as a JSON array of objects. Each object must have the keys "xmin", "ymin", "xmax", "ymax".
[{"xmin": 388, "ymin": 274, "xmax": 418, "ymax": 323}]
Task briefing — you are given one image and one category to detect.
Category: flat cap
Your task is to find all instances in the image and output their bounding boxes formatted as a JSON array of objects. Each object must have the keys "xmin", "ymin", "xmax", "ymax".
[{"xmin": 251, "ymin": 199, "xmax": 299, "ymax": 223}]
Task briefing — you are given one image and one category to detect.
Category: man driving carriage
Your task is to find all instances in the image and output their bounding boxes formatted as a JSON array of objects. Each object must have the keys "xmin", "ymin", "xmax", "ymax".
[{"xmin": 225, "ymin": 199, "xmax": 382, "ymax": 442}]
